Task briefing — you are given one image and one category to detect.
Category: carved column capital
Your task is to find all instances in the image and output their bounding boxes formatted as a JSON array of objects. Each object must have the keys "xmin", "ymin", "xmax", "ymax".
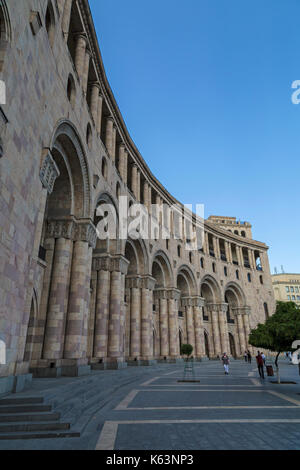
[
  {"xmin": 47, "ymin": 217, "xmax": 76, "ymax": 240},
  {"xmin": 74, "ymin": 220, "xmax": 97, "ymax": 248},
  {"xmin": 232, "ymin": 306, "xmax": 251, "ymax": 316},
  {"xmin": 93, "ymin": 254, "xmax": 129, "ymax": 274},
  {"xmin": 40, "ymin": 149, "xmax": 60, "ymax": 194}
]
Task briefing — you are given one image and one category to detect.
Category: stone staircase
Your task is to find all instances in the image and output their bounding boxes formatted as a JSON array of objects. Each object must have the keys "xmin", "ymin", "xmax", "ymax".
[{"xmin": 0, "ymin": 396, "xmax": 80, "ymax": 440}]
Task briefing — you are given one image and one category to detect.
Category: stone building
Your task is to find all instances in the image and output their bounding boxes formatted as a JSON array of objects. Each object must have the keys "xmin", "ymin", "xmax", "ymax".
[
  {"xmin": 0, "ymin": 0, "xmax": 275, "ymax": 394},
  {"xmin": 272, "ymin": 273, "xmax": 300, "ymax": 307}
]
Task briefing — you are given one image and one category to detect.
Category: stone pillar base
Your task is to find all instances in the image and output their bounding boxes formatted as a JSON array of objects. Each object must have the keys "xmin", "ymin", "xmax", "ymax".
[
  {"xmin": 127, "ymin": 358, "xmax": 157, "ymax": 367},
  {"xmin": 30, "ymin": 359, "xmax": 91, "ymax": 378},
  {"xmin": 0, "ymin": 374, "xmax": 33, "ymax": 398}
]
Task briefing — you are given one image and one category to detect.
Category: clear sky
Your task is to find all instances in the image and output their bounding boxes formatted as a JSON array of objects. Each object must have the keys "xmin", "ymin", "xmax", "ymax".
[{"xmin": 89, "ymin": 0, "xmax": 300, "ymax": 274}]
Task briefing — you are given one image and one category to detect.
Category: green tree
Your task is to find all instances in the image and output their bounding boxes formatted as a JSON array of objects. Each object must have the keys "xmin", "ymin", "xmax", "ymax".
[
  {"xmin": 180, "ymin": 344, "xmax": 193, "ymax": 360},
  {"xmin": 249, "ymin": 302, "xmax": 300, "ymax": 383}
]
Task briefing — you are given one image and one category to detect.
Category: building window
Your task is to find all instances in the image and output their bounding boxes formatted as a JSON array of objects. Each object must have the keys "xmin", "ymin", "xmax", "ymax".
[
  {"xmin": 297, "ymin": 296, "xmax": 300, "ymax": 301},
  {"xmin": 260, "ymin": 275, "xmax": 263, "ymax": 285},
  {"xmin": 67, "ymin": 74, "xmax": 76, "ymax": 108},
  {"xmin": 236, "ymin": 270, "xmax": 239, "ymax": 280},
  {"xmin": 177, "ymin": 245, "xmax": 181, "ymax": 257},
  {"xmin": 247, "ymin": 273, "xmax": 251, "ymax": 283},
  {"xmin": 295, "ymin": 287, "xmax": 299, "ymax": 293},
  {"xmin": 241, "ymin": 231, "xmax": 246, "ymax": 237},
  {"xmin": 189, "ymin": 252, "xmax": 193, "ymax": 264},
  {"xmin": 45, "ymin": 1, "xmax": 56, "ymax": 48},
  {"xmin": 287, "ymin": 295, "xmax": 291, "ymax": 300},
  {"xmin": 286, "ymin": 286, "xmax": 290, "ymax": 293},
  {"xmin": 224, "ymin": 267, "xmax": 228, "ymax": 276},
  {"xmin": 200, "ymin": 258, "xmax": 204, "ymax": 269},
  {"xmin": 101, "ymin": 157, "xmax": 107, "ymax": 180},
  {"xmin": 292, "ymin": 296, "xmax": 296, "ymax": 300},
  {"xmin": 290, "ymin": 287, "xmax": 294, "ymax": 293},
  {"xmin": 212, "ymin": 262, "xmax": 216, "ymax": 273}
]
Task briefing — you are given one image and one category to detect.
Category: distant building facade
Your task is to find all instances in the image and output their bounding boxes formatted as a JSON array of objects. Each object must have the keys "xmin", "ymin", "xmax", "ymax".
[{"xmin": 272, "ymin": 274, "xmax": 300, "ymax": 306}]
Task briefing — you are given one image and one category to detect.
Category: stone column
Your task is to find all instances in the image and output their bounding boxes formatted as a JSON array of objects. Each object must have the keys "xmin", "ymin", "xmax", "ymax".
[
  {"xmin": 74, "ymin": 33, "xmax": 87, "ymax": 82},
  {"xmin": 233, "ymin": 308, "xmax": 246, "ymax": 355},
  {"xmin": 105, "ymin": 116, "xmax": 115, "ymax": 159},
  {"xmin": 128, "ymin": 277, "xmax": 141, "ymax": 360},
  {"xmin": 143, "ymin": 181, "xmax": 149, "ymax": 209},
  {"xmin": 155, "ymin": 289, "xmax": 169, "ymax": 358},
  {"xmin": 89, "ymin": 83, "xmax": 101, "ymax": 126},
  {"xmin": 43, "ymin": 229, "xmax": 74, "ymax": 360},
  {"xmin": 82, "ymin": 48, "xmax": 91, "ymax": 95},
  {"xmin": 181, "ymin": 298, "xmax": 196, "ymax": 354},
  {"xmin": 236, "ymin": 245, "xmax": 242, "ymax": 265},
  {"xmin": 64, "ymin": 221, "xmax": 97, "ymax": 361},
  {"xmin": 225, "ymin": 241, "xmax": 232, "ymax": 263},
  {"xmin": 62, "ymin": 0, "xmax": 73, "ymax": 41},
  {"xmin": 118, "ymin": 143, "xmax": 126, "ymax": 180},
  {"xmin": 217, "ymin": 303, "xmax": 230, "ymax": 354},
  {"xmin": 141, "ymin": 276, "xmax": 156, "ymax": 363},
  {"xmin": 242, "ymin": 307, "xmax": 251, "ymax": 349},
  {"xmin": 193, "ymin": 297, "xmax": 206, "ymax": 358},
  {"xmin": 207, "ymin": 304, "xmax": 222, "ymax": 357},
  {"xmin": 168, "ymin": 289, "xmax": 181, "ymax": 358},
  {"xmin": 97, "ymin": 93, "xmax": 103, "ymax": 135},
  {"xmin": 93, "ymin": 267, "xmax": 111, "ymax": 359},
  {"xmin": 111, "ymin": 124, "xmax": 117, "ymax": 164},
  {"xmin": 131, "ymin": 164, "xmax": 138, "ymax": 199}
]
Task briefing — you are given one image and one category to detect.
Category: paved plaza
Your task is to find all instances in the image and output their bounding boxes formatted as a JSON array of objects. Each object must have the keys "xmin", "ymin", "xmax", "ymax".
[{"xmin": 0, "ymin": 359, "xmax": 300, "ymax": 450}]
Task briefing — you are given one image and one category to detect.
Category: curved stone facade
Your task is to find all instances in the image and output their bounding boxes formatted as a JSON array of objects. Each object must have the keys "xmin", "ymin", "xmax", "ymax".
[{"xmin": 0, "ymin": 0, "xmax": 276, "ymax": 380}]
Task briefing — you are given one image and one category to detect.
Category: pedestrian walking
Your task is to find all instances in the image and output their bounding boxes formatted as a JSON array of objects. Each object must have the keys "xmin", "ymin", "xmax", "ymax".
[
  {"xmin": 256, "ymin": 351, "xmax": 264, "ymax": 379},
  {"xmin": 222, "ymin": 352, "xmax": 230, "ymax": 375},
  {"xmin": 261, "ymin": 352, "xmax": 266, "ymax": 365},
  {"xmin": 247, "ymin": 350, "xmax": 252, "ymax": 363},
  {"xmin": 244, "ymin": 351, "xmax": 248, "ymax": 362}
]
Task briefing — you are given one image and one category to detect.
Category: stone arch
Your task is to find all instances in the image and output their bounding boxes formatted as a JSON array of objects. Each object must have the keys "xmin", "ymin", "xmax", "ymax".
[
  {"xmin": 200, "ymin": 275, "xmax": 222, "ymax": 303},
  {"xmin": 94, "ymin": 191, "xmax": 119, "ymax": 254},
  {"xmin": 125, "ymin": 239, "xmax": 148, "ymax": 276},
  {"xmin": 0, "ymin": 0, "xmax": 12, "ymax": 73},
  {"xmin": 177, "ymin": 265, "xmax": 197, "ymax": 296},
  {"xmin": 50, "ymin": 120, "xmax": 92, "ymax": 218},
  {"xmin": 151, "ymin": 250, "xmax": 173, "ymax": 289},
  {"xmin": 23, "ymin": 288, "xmax": 39, "ymax": 362},
  {"xmin": 224, "ymin": 282, "xmax": 246, "ymax": 307}
]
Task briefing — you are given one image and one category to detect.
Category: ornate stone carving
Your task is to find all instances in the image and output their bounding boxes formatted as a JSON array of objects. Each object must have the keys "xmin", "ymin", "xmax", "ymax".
[
  {"xmin": 47, "ymin": 218, "xmax": 75, "ymax": 240},
  {"xmin": 40, "ymin": 150, "xmax": 60, "ymax": 194},
  {"xmin": 75, "ymin": 221, "xmax": 97, "ymax": 248},
  {"xmin": 93, "ymin": 254, "xmax": 129, "ymax": 275}
]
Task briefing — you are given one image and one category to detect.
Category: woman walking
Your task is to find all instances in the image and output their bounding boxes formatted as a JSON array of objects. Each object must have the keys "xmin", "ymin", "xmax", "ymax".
[{"xmin": 222, "ymin": 352, "xmax": 230, "ymax": 375}]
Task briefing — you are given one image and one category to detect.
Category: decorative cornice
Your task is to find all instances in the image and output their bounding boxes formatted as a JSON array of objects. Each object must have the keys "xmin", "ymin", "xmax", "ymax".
[
  {"xmin": 232, "ymin": 306, "xmax": 251, "ymax": 316},
  {"xmin": 40, "ymin": 149, "xmax": 60, "ymax": 194}
]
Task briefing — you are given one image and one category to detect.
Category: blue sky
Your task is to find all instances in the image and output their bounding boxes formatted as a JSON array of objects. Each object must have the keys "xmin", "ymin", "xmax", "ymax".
[{"xmin": 89, "ymin": 0, "xmax": 300, "ymax": 274}]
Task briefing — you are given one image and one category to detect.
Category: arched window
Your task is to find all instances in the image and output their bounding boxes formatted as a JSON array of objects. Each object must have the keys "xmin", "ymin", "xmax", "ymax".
[
  {"xmin": 241, "ymin": 231, "xmax": 246, "ymax": 237},
  {"xmin": 200, "ymin": 257, "xmax": 204, "ymax": 269},
  {"xmin": 234, "ymin": 230, "xmax": 239, "ymax": 235},
  {"xmin": 212, "ymin": 262, "xmax": 216, "ymax": 273},
  {"xmin": 264, "ymin": 302, "xmax": 269, "ymax": 320},
  {"xmin": 247, "ymin": 273, "xmax": 251, "ymax": 283},
  {"xmin": 189, "ymin": 252, "xmax": 193, "ymax": 264},
  {"xmin": 260, "ymin": 275, "xmax": 263, "ymax": 285},
  {"xmin": 86, "ymin": 123, "xmax": 92, "ymax": 150},
  {"xmin": 177, "ymin": 245, "xmax": 181, "ymax": 257},
  {"xmin": 166, "ymin": 239, "xmax": 169, "ymax": 250},
  {"xmin": 224, "ymin": 266, "xmax": 228, "ymax": 276},
  {"xmin": 67, "ymin": 74, "xmax": 76, "ymax": 108},
  {"xmin": 45, "ymin": 1, "xmax": 56, "ymax": 48},
  {"xmin": 236, "ymin": 270, "xmax": 239, "ymax": 280},
  {"xmin": 101, "ymin": 157, "xmax": 107, "ymax": 180}
]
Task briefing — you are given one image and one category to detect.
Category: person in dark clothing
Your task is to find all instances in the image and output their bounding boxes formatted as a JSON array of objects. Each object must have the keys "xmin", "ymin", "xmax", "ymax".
[
  {"xmin": 244, "ymin": 351, "xmax": 248, "ymax": 362},
  {"xmin": 256, "ymin": 351, "xmax": 264, "ymax": 379},
  {"xmin": 247, "ymin": 350, "xmax": 252, "ymax": 363}
]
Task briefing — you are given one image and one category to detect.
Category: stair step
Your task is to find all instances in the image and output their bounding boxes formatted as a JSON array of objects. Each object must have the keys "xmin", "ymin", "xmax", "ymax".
[
  {"xmin": 0, "ymin": 412, "xmax": 61, "ymax": 423},
  {"xmin": 0, "ymin": 422, "xmax": 70, "ymax": 433},
  {"xmin": 0, "ymin": 405, "xmax": 52, "ymax": 414},
  {"xmin": 0, "ymin": 430, "xmax": 80, "ymax": 440},
  {"xmin": 0, "ymin": 397, "xmax": 44, "ymax": 405}
]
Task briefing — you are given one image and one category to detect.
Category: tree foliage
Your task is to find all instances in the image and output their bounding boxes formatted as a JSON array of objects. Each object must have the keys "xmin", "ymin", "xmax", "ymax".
[
  {"xmin": 180, "ymin": 344, "xmax": 193, "ymax": 357},
  {"xmin": 249, "ymin": 302, "xmax": 300, "ymax": 354}
]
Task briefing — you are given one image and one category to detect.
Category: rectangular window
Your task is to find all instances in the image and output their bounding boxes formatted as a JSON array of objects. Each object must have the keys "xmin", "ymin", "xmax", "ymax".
[
  {"xmin": 297, "ymin": 296, "xmax": 300, "ymax": 301},
  {"xmin": 287, "ymin": 295, "xmax": 291, "ymax": 300},
  {"xmin": 291, "ymin": 287, "xmax": 294, "ymax": 293},
  {"xmin": 286, "ymin": 286, "xmax": 290, "ymax": 292},
  {"xmin": 295, "ymin": 287, "xmax": 299, "ymax": 293},
  {"xmin": 292, "ymin": 295, "xmax": 296, "ymax": 300}
]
